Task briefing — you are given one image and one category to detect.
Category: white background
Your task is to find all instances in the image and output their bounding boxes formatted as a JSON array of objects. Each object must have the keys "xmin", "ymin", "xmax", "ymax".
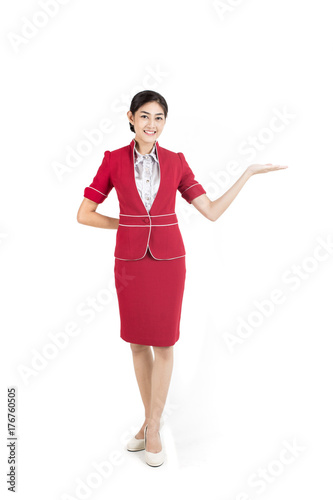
[{"xmin": 1, "ymin": 0, "xmax": 332, "ymax": 498}]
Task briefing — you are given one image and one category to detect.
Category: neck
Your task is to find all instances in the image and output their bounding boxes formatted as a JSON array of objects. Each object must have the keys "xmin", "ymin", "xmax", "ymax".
[{"xmin": 134, "ymin": 137, "xmax": 156, "ymax": 155}]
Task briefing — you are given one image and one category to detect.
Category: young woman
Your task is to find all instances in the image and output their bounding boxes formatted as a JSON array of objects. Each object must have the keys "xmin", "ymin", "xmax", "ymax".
[{"xmin": 77, "ymin": 90, "xmax": 288, "ymax": 467}]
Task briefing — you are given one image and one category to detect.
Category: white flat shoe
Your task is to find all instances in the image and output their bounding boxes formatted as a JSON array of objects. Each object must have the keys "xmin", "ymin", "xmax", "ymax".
[
  {"xmin": 144, "ymin": 424, "xmax": 165, "ymax": 467},
  {"xmin": 126, "ymin": 435, "xmax": 145, "ymax": 452},
  {"xmin": 126, "ymin": 417, "xmax": 164, "ymax": 452}
]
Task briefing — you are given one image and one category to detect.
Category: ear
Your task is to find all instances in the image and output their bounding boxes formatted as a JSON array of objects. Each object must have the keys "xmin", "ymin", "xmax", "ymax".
[{"xmin": 127, "ymin": 110, "xmax": 134, "ymax": 124}]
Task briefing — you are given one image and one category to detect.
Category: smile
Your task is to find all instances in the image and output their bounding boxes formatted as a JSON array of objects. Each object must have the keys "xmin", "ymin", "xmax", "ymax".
[{"xmin": 144, "ymin": 130, "xmax": 156, "ymax": 135}]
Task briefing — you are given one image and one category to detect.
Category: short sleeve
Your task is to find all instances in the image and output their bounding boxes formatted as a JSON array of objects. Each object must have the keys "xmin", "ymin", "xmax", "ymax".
[
  {"xmin": 177, "ymin": 152, "xmax": 206, "ymax": 204},
  {"xmin": 83, "ymin": 151, "xmax": 114, "ymax": 204}
]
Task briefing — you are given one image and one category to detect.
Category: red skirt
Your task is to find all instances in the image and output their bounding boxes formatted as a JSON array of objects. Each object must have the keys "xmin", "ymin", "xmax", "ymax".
[{"xmin": 114, "ymin": 248, "xmax": 186, "ymax": 346}]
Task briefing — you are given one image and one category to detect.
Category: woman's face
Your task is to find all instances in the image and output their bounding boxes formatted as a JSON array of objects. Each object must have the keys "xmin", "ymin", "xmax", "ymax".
[{"xmin": 128, "ymin": 101, "xmax": 166, "ymax": 145}]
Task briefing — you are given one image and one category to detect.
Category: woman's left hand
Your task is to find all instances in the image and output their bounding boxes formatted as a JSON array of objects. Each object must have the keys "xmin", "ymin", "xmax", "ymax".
[{"xmin": 247, "ymin": 163, "xmax": 289, "ymax": 175}]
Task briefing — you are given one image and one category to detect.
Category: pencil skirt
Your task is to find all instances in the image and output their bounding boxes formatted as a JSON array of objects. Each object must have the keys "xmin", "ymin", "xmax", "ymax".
[{"xmin": 114, "ymin": 247, "xmax": 186, "ymax": 347}]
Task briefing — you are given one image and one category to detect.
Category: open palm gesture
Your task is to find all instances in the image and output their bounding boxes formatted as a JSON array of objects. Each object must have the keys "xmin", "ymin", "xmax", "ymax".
[{"xmin": 247, "ymin": 163, "xmax": 288, "ymax": 175}]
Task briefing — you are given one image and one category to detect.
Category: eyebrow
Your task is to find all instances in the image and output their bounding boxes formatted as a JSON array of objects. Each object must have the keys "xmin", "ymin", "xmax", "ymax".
[{"xmin": 140, "ymin": 111, "xmax": 164, "ymax": 116}]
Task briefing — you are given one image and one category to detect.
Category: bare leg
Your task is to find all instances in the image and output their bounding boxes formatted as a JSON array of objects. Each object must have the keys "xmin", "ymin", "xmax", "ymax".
[
  {"xmin": 130, "ymin": 344, "xmax": 174, "ymax": 452},
  {"xmin": 146, "ymin": 345, "xmax": 174, "ymax": 453},
  {"xmin": 130, "ymin": 343, "xmax": 154, "ymax": 439}
]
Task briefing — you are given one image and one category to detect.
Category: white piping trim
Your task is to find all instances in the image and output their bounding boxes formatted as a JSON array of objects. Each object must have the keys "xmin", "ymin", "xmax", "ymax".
[
  {"xmin": 118, "ymin": 145, "xmax": 151, "ymax": 260},
  {"xmin": 86, "ymin": 186, "xmax": 107, "ymax": 197},
  {"xmin": 146, "ymin": 248, "xmax": 186, "ymax": 260},
  {"xmin": 181, "ymin": 182, "xmax": 199, "ymax": 195},
  {"xmin": 114, "ymin": 146, "xmax": 185, "ymax": 260},
  {"xmin": 119, "ymin": 214, "xmax": 148, "ymax": 217},
  {"xmin": 115, "ymin": 224, "xmax": 152, "ymax": 260},
  {"xmin": 119, "ymin": 212, "xmax": 176, "ymax": 217},
  {"xmin": 118, "ymin": 223, "xmax": 178, "ymax": 227},
  {"xmin": 150, "ymin": 213, "xmax": 175, "ymax": 217},
  {"xmin": 115, "ymin": 251, "xmax": 186, "ymax": 261}
]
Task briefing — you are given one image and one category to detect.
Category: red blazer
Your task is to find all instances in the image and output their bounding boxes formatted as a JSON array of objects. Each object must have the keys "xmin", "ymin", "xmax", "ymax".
[{"xmin": 83, "ymin": 139, "xmax": 206, "ymax": 260}]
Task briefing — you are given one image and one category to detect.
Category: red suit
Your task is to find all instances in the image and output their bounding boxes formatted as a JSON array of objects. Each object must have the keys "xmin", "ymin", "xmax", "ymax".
[
  {"xmin": 84, "ymin": 139, "xmax": 206, "ymax": 260},
  {"xmin": 83, "ymin": 139, "xmax": 206, "ymax": 345}
]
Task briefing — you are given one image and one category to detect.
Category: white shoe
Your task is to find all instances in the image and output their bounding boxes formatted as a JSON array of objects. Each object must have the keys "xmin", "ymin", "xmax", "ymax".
[
  {"xmin": 126, "ymin": 417, "xmax": 164, "ymax": 452},
  {"xmin": 144, "ymin": 424, "xmax": 165, "ymax": 467},
  {"xmin": 126, "ymin": 435, "xmax": 145, "ymax": 452}
]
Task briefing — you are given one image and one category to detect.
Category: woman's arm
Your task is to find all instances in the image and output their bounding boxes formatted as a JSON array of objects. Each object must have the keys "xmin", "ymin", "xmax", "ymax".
[
  {"xmin": 77, "ymin": 198, "xmax": 119, "ymax": 229},
  {"xmin": 191, "ymin": 163, "xmax": 288, "ymax": 222}
]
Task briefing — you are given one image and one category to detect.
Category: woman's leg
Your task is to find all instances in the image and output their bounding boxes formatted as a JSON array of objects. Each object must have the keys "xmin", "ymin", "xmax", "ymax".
[
  {"xmin": 130, "ymin": 344, "xmax": 174, "ymax": 453},
  {"xmin": 130, "ymin": 343, "xmax": 154, "ymax": 439},
  {"xmin": 146, "ymin": 345, "xmax": 174, "ymax": 453}
]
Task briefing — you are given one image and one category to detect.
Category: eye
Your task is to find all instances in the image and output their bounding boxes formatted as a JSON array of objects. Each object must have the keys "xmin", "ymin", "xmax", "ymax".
[{"xmin": 141, "ymin": 115, "xmax": 148, "ymax": 119}]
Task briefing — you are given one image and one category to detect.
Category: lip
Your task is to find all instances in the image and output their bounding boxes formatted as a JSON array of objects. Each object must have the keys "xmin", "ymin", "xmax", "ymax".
[{"xmin": 144, "ymin": 130, "xmax": 156, "ymax": 135}]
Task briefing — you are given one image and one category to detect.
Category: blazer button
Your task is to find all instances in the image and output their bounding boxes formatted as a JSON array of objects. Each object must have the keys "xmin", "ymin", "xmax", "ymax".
[{"xmin": 143, "ymin": 217, "xmax": 149, "ymax": 223}]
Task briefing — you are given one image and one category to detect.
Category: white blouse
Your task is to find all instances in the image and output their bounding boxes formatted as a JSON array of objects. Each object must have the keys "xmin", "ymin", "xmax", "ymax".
[{"xmin": 134, "ymin": 141, "xmax": 160, "ymax": 213}]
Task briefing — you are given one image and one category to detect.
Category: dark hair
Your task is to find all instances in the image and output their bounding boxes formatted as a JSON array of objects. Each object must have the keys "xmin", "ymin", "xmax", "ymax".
[{"xmin": 129, "ymin": 90, "xmax": 168, "ymax": 133}]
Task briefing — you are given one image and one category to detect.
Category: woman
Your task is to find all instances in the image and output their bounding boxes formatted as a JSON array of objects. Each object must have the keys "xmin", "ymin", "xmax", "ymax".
[{"xmin": 77, "ymin": 90, "xmax": 288, "ymax": 467}]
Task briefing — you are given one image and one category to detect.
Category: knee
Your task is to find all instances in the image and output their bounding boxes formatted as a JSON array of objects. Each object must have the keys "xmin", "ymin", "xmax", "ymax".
[
  {"xmin": 130, "ymin": 343, "xmax": 151, "ymax": 354},
  {"xmin": 153, "ymin": 345, "xmax": 173, "ymax": 359}
]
